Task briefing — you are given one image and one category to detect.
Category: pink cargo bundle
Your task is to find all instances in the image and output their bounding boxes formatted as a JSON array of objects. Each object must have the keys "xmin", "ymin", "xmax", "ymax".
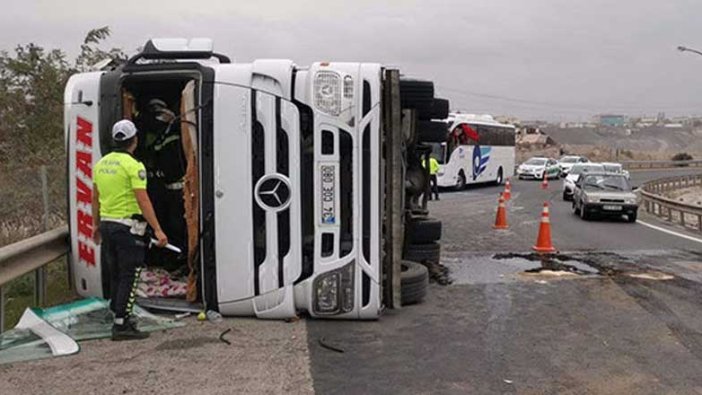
[{"xmin": 137, "ymin": 268, "xmax": 188, "ymax": 298}]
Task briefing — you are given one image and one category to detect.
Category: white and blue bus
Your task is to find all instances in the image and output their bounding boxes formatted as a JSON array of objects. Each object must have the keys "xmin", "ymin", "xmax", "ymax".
[{"xmin": 431, "ymin": 114, "xmax": 516, "ymax": 190}]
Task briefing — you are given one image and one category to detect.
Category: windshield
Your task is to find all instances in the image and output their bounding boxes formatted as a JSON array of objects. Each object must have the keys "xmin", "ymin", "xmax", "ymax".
[
  {"xmin": 604, "ymin": 164, "xmax": 622, "ymax": 173},
  {"xmin": 560, "ymin": 157, "xmax": 579, "ymax": 163},
  {"xmin": 430, "ymin": 143, "xmax": 447, "ymax": 164},
  {"xmin": 570, "ymin": 164, "xmax": 604, "ymax": 175},
  {"xmin": 582, "ymin": 174, "xmax": 631, "ymax": 191},
  {"xmin": 525, "ymin": 158, "xmax": 546, "ymax": 166}
]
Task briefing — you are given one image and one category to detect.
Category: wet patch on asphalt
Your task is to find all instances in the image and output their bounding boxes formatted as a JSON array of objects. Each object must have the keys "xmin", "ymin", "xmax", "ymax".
[{"xmin": 444, "ymin": 250, "xmax": 682, "ymax": 285}]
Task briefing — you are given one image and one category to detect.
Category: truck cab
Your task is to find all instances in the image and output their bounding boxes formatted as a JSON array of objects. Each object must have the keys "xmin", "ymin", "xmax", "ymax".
[{"xmin": 65, "ymin": 38, "xmax": 444, "ymax": 319}]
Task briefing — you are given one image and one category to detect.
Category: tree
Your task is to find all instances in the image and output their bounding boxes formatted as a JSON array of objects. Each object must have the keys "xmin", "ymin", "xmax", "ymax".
[{"xmin": 0, "ymin": 27, "xmax": 124, "ymax": 168}]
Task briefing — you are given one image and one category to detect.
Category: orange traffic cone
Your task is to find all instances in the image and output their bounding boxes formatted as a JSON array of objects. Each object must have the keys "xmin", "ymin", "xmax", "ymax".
[
  {"xmin": 503, "ymin": 179, "xmax": 512, "ymax": 200},
  {"xmin": 541, "ymin": 173, "xmax": 549, "ymax": 190},
  {"xmin": 533, "ymin": 202, "xmax": 556, "ymax": 253},
  {"xmin": 493, "ymin": 194, "xmax": 509, "ymax": 229}
]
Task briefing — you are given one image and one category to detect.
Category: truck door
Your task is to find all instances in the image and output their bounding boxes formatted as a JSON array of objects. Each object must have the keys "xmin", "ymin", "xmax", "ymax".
[
  {"xmin": 213, "ymin": 62, "xmax": 301, "ymax": 318},
  {"xmin": 65, "ymin": 72, "xmax": 104, "ymax": 297}
]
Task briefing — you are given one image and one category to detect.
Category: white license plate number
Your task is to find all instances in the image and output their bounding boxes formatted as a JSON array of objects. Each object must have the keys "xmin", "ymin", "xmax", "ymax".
[
  {"xmin": 320, "ymin": 165, "xmax": 336, "ymax": 225},
  {"xmin": 603, "ymin": 205, "xmax": 622, "ymax": 211}
]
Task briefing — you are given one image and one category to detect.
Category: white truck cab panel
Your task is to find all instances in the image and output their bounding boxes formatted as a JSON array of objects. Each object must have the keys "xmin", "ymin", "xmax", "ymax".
[{"xmin": 65, "ymin": 72, "xmax": 104, "ymax": 298}]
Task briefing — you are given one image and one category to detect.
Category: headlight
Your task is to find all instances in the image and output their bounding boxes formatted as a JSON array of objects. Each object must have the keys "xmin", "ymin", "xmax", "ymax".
[
  {"xmin": 313, "ymin": 261, "xmax": 355, "ymax": 315},
  {"xmin": 626, "ymin": 198, "xmax": 637, "ymax": 204},
  {"xmin": 583, "ymin": 194, "xmax": 590, "ymax": 203},
  {"xmin": 314, "ymin": 71, "xmax": 341, "ymax": 116}
]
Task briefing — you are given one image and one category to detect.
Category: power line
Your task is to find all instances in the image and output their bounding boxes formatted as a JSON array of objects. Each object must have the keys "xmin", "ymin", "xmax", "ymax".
[{"xmin": 436, "ymin": 85, "xmax": 702, "ymax": 113}]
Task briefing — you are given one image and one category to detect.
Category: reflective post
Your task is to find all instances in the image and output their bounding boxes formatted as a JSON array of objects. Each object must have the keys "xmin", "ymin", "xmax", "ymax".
[
  {"xmin": 0, "ymin": 286, "xmax": 4, "ymax": 333},
  {"xmin": 35, "ymin": 166, "xmax": 49, "ymax": 307}
]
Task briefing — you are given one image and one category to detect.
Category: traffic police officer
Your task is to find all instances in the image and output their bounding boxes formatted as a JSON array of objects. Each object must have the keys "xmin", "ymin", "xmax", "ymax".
[
  {"xmin": 425, "ymin": 155, "xmax": 441, "ymax": 201},
  {"xmin": 92, "ymin": 119, "xmax": 168, "ymax": 341}
]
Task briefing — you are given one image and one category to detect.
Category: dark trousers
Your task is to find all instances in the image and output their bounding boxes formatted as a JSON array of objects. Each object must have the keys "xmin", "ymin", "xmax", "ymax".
[
  {"xmin": 429, "ymin": 175, "xmax": 439, "ymax": 200},
  {"xmin": 100, "ymin": 222, "xmax": 147, "ymax": 319},
  {"xmin": 148, "ymin": 182, "xmax": 187, "ymax": 271}
]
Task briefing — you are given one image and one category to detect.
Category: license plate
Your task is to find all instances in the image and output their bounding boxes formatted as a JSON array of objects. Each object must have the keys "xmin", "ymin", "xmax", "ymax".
[
  {"xmin": 320, "ymin": 165, "xmax": 336, "ymax": 225},
  {"xmin": 603, "ymin": 205, "xmax": 622, "ymax": 211}
]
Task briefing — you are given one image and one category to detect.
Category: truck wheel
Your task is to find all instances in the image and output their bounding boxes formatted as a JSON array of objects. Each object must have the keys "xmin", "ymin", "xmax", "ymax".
[
  {"xmin": 401, "ymin": 260, "xmax": 429, "ymax": 305},
  {"xmin": 404, "ymin": 241, "xmax": 441, "ymax": 263},
  {"xmin": 430, "ymin": 98, "xmax": 450, "ymax": 120},
  {"xmin": 406, "ymin": 217, "xmax": 442, "ymax": 244},
  {"xmin": 455, "ymin": 172, "xmax": 467, "ymax": 191},
  {"xmin": 399, "ymin": 79, "xmax": 435, "ymax": 120},
  {"xmin": 416, "ymin": 120, "xmax": 448, "ymax": 143}
]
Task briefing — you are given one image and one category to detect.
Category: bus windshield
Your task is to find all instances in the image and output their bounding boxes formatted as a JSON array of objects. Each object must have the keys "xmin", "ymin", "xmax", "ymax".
[{"xmin": 429, "ymin": 143, "xmax": 447, "ymax": 164}]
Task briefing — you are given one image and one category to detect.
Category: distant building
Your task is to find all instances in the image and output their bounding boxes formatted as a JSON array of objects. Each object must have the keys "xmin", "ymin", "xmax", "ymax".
[{"xmin": 596, "ymin": 114, "xmax": 626, "ymax": 127}]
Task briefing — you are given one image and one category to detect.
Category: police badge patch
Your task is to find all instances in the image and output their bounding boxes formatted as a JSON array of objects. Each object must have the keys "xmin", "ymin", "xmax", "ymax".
[{"xmin": 138, "ymin": 170, "xmax": 146, "ymax": 180}]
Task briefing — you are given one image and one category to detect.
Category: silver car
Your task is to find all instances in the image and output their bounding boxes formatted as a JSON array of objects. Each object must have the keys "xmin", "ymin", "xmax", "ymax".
[
  {"xmin": 572, "ymin": 173, "xmax": 638, "ymax": 222},
  {"xmin": 562, "ymin": 163, "xmax": 605, "ymax": 201}
]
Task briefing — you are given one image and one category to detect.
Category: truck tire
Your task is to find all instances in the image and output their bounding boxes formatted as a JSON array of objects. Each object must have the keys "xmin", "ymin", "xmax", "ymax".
[
  {"xmin": 399, "ymin": 79, "xmax": 435, "ymax": 120},
  {"xmin": 416, "ymin": 120, "xmax": 448, "ymax": 143},
  {"xmin": 406, "ymin": 217, "xmax": 442, "ymax": 244},
  {"xmin": 404, "ymin": 241, "xmax": 441, "ymax": 263},
  {"xmin": 401, "ymin": 260, "xmax": 428, "ymax": 305},
  {"xmin": 431, "ymin": 98, "xmax": 450, "ymax": 120}
]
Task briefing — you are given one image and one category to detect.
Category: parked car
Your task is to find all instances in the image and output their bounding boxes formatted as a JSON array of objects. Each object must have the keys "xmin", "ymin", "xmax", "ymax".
[
  {"xmin": 572, "ymin": 173, "xmax": 638, "ymax": 222},
  {"xmin": 517, "ymin": 157, "xmax": 561, "ymax": 180},
  {"xmin": 558, "ymin": 155, "xmax": 589, "ymax": 176},
  {"xmin": 601, "ymin": 162, "xmax": 630, "ymax": 179},
  {"xmin": 562, "ymin": 163, "xmax": 605, "ymax": 200}
]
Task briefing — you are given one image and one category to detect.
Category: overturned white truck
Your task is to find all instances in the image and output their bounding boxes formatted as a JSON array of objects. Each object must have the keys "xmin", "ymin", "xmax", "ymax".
[{"xmin": 65, "ymin": 39, "xmax": 448, "ymax": 319}]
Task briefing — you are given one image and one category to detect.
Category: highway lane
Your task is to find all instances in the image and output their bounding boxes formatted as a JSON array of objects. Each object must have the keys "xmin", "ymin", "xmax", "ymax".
[
  {"xmin": 308, "ymin": 167, "xmax": 702, "ymax": 395},
  {"xmin": 433, "ymin": 167, "xmax": 702, "ymax": 253}
]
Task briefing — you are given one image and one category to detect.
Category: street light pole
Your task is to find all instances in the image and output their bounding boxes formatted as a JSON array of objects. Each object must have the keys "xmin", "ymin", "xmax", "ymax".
[{"xmin": 677, "ymin": 46, "xmax": 702, "ymax": 57}]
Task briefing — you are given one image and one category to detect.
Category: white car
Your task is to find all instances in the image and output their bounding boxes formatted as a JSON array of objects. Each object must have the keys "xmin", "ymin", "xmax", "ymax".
[
  {"xmin": 558, "ymin": 155, "xmax": 589, "ymax": 176},
  {"xmin": 562, "ymin": 163, "xmax": 605, "ymax": 200},
  {"xmin": 517, "ymin": 157, "xmax": 561, "ymax": 180},
  {"xmin": 601, "ymin": 162, "xmax": 630, "ymax": 180}
]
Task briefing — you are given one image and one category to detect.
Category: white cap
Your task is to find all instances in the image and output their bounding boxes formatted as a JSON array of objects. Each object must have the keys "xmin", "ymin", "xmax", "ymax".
[{"xmin": 112, "ymin": 120, "xmax": 138, "ymax": 141}]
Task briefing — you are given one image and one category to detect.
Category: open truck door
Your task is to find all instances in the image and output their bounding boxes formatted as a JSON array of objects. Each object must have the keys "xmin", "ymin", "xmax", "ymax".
[{"xmin": 65, "ymin": 72, "xmax": 104, "ymax": 297}]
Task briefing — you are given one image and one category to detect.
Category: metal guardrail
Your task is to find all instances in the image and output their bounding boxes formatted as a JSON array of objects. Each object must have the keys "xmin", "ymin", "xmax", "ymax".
[
  {"xmin": 0, "ymin": 225, "xmax": 69, "ymax": 332},
  {"xmin": 622, "ymin": 160, "xmax": 702, "ymax": 170},
  {"xmin": 639, "ymin": 174, "xmax": 702, "ymax": 231}
]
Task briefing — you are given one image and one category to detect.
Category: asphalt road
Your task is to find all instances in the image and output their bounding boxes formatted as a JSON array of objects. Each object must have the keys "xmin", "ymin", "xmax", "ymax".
[{"xmin": 307, "ymin": 168, "xmax": 702, "ymax": 395}]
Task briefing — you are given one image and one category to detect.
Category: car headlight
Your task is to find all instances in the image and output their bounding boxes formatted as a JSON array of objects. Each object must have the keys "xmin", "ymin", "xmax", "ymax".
[
  {"xmin": 313, "ymin": 261, "xmax": 354, "ymax": 315},
  {"xmin": 583, "ymin": 194, "xmax": 591, "ymax": 203},
  {"xmin": 626, "ymin": 198, "xmax": 637, "ymax": 204},
  {"xmin": 314, "ymin": 71, "xmax": 342, "ymax": 116}
]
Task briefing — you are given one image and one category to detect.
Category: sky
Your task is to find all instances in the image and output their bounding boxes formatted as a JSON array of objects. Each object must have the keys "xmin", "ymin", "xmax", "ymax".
[{"xmin": 2, "ymin": 0, "xmax": 702, "ymax": 121}]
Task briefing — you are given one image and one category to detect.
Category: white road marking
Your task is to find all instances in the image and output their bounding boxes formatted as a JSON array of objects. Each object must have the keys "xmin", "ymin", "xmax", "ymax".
[{"xmin": 636, "ymin": 220, "xmax": 702, "ymax": 244}]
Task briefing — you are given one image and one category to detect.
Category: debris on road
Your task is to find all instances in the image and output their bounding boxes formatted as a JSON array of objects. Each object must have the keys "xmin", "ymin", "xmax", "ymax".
[
  {"xmin": 626, "ymin": 272, "xmax": 675, "ymax": 281},
  {"xmin": 0, "ymin": 297, "xmax": 183, "ymax": 365},
  {"xmin": 422, "ymin": 259, "xmax": 453, "ymax": 285},
  {"xmin": 318, "ymin": 337, "xmax": 345, "ymax": 353},
  {"xmin": 218, "ymin": 328, "xmax": 232, "ymax": 345}
]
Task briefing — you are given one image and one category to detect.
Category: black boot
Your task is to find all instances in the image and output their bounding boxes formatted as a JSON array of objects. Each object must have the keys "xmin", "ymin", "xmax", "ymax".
[{"xmin": 112, "ymin": 319, "xmax": 150, "ymax": 341}]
